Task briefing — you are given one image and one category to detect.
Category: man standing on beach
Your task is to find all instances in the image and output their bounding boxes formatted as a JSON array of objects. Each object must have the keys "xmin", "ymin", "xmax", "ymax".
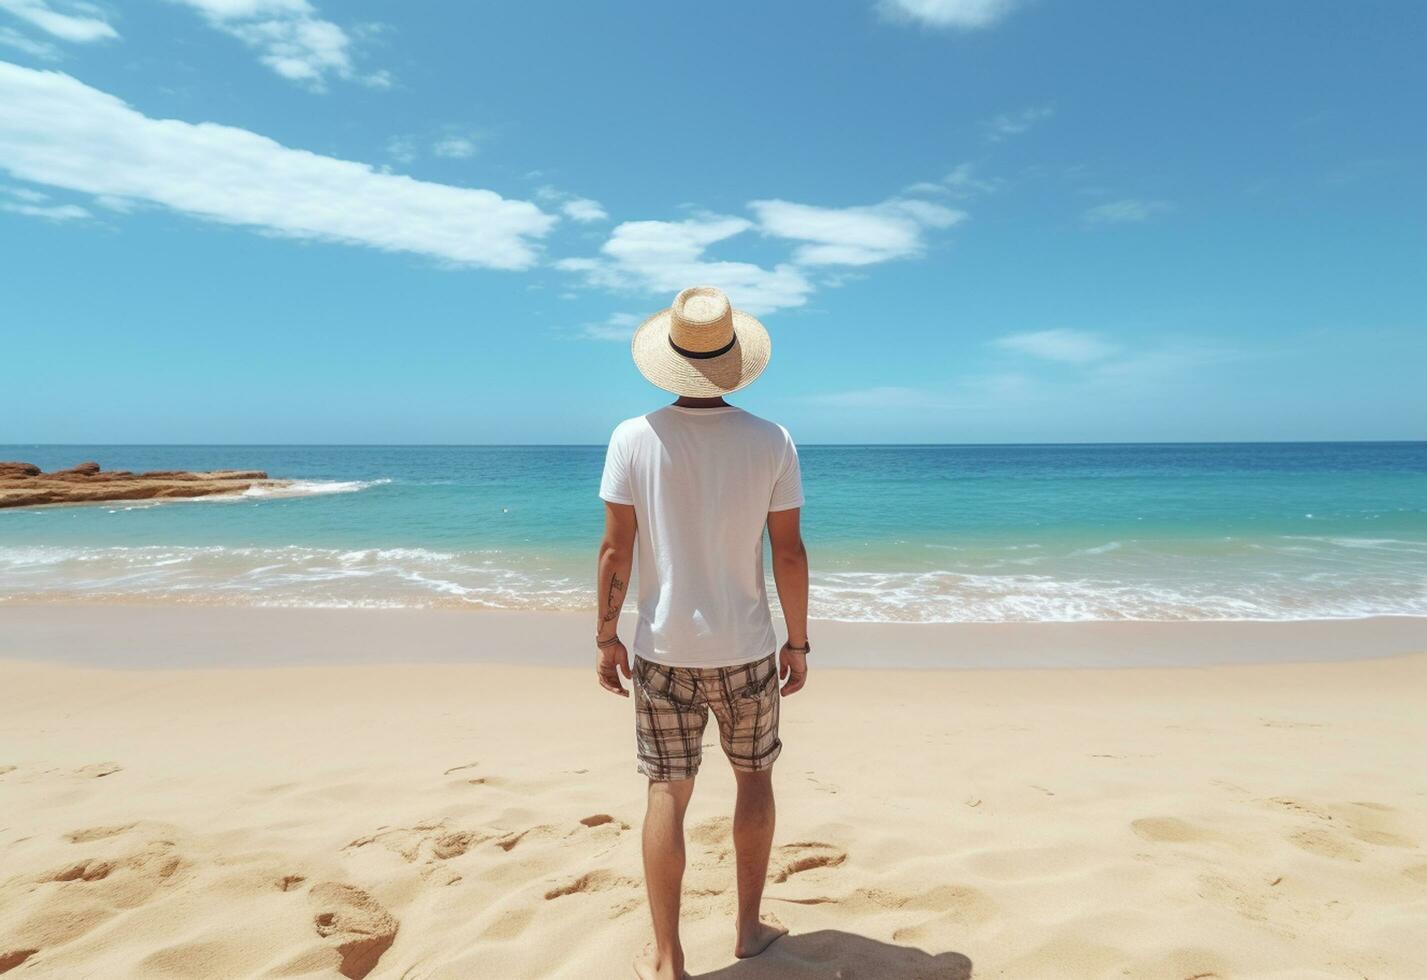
[{"xmin": 593, "ymin": 286, "xmax": 810, "ymax": 980}]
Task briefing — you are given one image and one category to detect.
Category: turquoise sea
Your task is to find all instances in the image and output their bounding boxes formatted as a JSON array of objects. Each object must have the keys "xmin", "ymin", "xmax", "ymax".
[{"xmin": 2, "ymin": 443, "xmax": 1425, "ymax": 623}]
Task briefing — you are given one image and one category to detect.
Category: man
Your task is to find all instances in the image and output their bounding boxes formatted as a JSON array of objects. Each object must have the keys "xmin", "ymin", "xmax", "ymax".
[{"xmin": 594, "ymin": 285, "xmax": 810, "ymax": 980}]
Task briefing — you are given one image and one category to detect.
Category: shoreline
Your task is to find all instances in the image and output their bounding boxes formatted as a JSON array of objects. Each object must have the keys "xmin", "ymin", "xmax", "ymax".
[{"xmin": 3, "ymin": 602, "xmax": 1426, "ymax": 670}]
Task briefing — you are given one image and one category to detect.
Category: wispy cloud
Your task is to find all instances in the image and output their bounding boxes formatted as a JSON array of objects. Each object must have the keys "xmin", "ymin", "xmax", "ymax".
[
  {"xmin": 0, "ymin": 63, "xmax": 557, "ymax": 268},
  {"xmin": 385, "ymin": 128, "xmax": 483, "ymax": 165},
  {"xmin": 751, "ymin": 197, "xmax": 965, "ymax": 266},
  {"xmin": 0, "ymin": 0, "xmax": 116, "ymax": 42},
  {"xmin": 0, "ymin": 24, "xmax": 57, "ymax": 56},
  {"xmin": 2, "ymin": 198, "xmax": 89, "ymax": 220},
  {"xmin": 384, "ymin": 134, "xmax": 416, "ymax": 163},
  {"xmin": 906, "ymin": 162, "xmax": 1004, "ymax": 199},
  {"xmin": 2, "ymin": 184, "xmax": 89, "ymax": 220},
  {"xmin": 536, "ymin": 185, "xmax": 608, "ymax": 224},
  {"xmin": 1083, "ymin": 198, "xmax": 1172, "ymax": 224},
  {"xmin": 984, "ymin": 105, "xmax": 1053, "ymax": 141},
  {"xmin": 579, "ymin": 312, "xmax": 639, "ymax": 342},
  {"xmin": 431, "ymin": 135, "xmax": 476, "ymax": 159},
  {"xmin": 166, "ymin": 0, "xmax": 387, "ymax": 90},
  {"xmin": 557, "ymin": 215, "xmax": 814, "ymax": 315},
  {"xmin": 877, "ymin": 0, "xmax": 1020, "ymax": 30},
  {"xmin": 993, "ymin": 328, "xmax": 1119, "ymax": 364}
]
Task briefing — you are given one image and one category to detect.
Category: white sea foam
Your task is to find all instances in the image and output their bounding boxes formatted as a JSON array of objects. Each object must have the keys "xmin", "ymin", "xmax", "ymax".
[
  {"xmin": 2, "ymin": 538, "xmax": 1425, "ymax": 623},
  {"xmin": 238, "ymin": 478, "xmax": 392, "ymax": 499}
]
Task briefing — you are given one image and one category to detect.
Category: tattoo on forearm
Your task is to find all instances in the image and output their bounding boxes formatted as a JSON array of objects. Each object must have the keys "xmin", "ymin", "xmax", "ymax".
[{"xmin": 600, "ymin": 573, "xmax": 625, "ymax": 626}]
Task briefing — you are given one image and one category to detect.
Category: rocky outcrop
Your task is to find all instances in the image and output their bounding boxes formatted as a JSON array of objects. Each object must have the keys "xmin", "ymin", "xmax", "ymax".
[{"xmin": 0, "ymin": 462, "xmax": 289, "ymax": 509}]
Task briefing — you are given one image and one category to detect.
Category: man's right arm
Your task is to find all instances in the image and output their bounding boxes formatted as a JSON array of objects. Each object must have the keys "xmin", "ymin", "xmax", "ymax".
[{"xmin": 767, "ymin": 507, "xmax": 809, "ymax": 695}]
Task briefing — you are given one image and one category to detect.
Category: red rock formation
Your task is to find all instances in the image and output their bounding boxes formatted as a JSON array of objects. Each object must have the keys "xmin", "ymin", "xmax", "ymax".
[{"xmin": 0, "ymin": 462, "xmax": 289, "ymax": 509}]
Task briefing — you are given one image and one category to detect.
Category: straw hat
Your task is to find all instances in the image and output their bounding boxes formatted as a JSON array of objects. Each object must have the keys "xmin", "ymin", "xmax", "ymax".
[{"xmin": 631, "ymin": 286, "xmax": 771, "ymax": 397}]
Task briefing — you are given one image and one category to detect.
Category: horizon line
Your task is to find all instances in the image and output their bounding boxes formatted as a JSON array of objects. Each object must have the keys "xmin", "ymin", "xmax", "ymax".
[{"xmin": 3, "ymin": 440, "xmax": 1425, "ymax": 449}]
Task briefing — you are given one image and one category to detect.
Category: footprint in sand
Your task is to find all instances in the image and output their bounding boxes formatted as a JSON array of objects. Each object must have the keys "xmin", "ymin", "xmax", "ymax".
[
  {"xmin": 443, "ymin": 762, "xmax": 479, "ymax": 776},
  {"xmin": 771, "ymin": 842, "xmax": 847, "ymax": 883},
  {"xmin": 543, "ymin": 868, "xmax": 639, "ymax": 900},
  {"xmin": 309, "ymin": 882, "xmax": 398, "ymax": 980},
  {"xmin": 346, "ymin": 821, "xmax": 499, "ymax": 864},
  {"xmin": 65, "ymin": 823, "xmax": 136, "ymax": 844},
  {"xmin": 1403, "ymin": 864, "xmax": 1427, "ymax": 885},
  {"xmin": 1264, "ymin": 797, "xmax": 1335, "ymax": 822},
  {"xmin": 0, "ymin": 949, "xmax": 40, "ymax": 973},
  {"xmin": 494, "ymin": 824, "xmax": 563, "ymax": 852},
  {"xmin": 1288, "ymin": 826, "xmax": 1364, "ymax": 862},
  {"xmin": 578, "ymin": 814, "xmax": 629, "ymax": 830},
  {"xmin": 1131, "ymin": 817, "xmax": 1213, "ymax": 844},
  {"xmin": 0, "ymin": 765, "xmax": 16, "ymax": 778},
  {"xmin": 72, "ymin": 762, "xmax": 122, "ymax": 778},
  {"xmin": 41, "ymin": 859, "xmax": 115, "ymax": 883},
  {"xmin": 278, "ymin": 874, "xmax": 307, "ymax": 892}
]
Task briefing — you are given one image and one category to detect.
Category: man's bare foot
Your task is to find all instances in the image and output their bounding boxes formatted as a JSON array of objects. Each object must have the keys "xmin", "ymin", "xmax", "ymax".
[
  {"xmin": 734, "ymin": 916, "xmax": 788, "ymax": 958},
  {"xmin": 633, "ymin": 942, "xmax": 688, "ymax": 980}
]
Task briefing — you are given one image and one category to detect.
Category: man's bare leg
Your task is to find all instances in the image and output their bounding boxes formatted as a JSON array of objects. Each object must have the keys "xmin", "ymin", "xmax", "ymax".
[
  {"xmin": 731, "ymin": 767, "xmax": 788, "ymax": 958},
  {"xmin": 634, "ymin": 777, "xmax": 695, "ymax": 980}
]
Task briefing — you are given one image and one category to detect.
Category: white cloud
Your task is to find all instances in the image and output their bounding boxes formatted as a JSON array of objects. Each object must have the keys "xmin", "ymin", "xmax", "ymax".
[
  {"xmin": 993, "ymin": 329, "xmax": 1118, "ymax": 364},
  {"xmin": 0, "ymin": 64, "xmax": 557, "ymax": 268},
  {"xmin": 535, "ymin": 185, "xmax": 608, "ymax": 224},
  {"xmin": 1083, "ymin": 198, "xmax": 1172, "ymax": 224},
  {"xmin": 167, "ymin": 0, "xmax": 382, "ymax": 90},
  {"xmin": 750, "ymin": 197, "xmax": 965, "ymax": 266},
  {"xmin": 580, "ymin": 312, "xmax": 639, "ymax": 342},
  {"xmin": 0, "ymin": 24, "xmax": 56, "ymax": 56},
  {"xmin": 985, "ymin": 105, "xmax": 1053, "ymax": 141},
  {"xmin": 560, "ymin": 196, "xmax": 607, "ymax": 223},
  {"xmin": 557, "ymin": 214, "xmax": 814, "ymax": 315},
  {"xmin": 942, "ymin": 162, "xmax": 1004, "ymax": 196},
  {"xmin": 0, "ymin": 0, "xmax": 116, "ymax": 42},
  {"xmin": 431, "ymin": 135, "xmax": 476, "ymax": 159},
  {"xmin": 905, "ymin": 163, "xmax": 1003, "ymax": 198},
  {"xmin": 2, "ymin": 197, "xmax": 88, "ymax": 220},
  {"xmin": 384, "ymin": 134, "xmax": 416, "ymax": 163},
  {"xmin": 878, "ymin": 0, "xmax": 1019, "ymax": 29},
  {"xmin": 4, "ymin": 184, "xmax": 47, "ymax": 201}
]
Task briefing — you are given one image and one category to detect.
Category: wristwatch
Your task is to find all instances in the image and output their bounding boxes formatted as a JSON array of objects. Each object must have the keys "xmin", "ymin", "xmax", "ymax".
[{"xmin": 784, "ymin": 640, "xmax": 811, "ymax": 654}]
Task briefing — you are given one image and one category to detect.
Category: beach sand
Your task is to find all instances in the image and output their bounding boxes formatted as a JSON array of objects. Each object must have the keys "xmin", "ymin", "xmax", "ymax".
[{"xmin": 2, "ymin": 607, "xmax": 1425, "ymax": 978}]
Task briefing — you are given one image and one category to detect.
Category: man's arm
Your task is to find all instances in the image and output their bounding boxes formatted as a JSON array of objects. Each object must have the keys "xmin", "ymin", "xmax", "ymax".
[
  {"xmin": 767, "ymin": 507, "xmax": 809, "ymax": 695},
  {"xmin": 595, "ymin": 501, "xmax": 637, "ymax": 697}
]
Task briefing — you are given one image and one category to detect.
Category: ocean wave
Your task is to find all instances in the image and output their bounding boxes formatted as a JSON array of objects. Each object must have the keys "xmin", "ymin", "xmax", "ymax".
[
  {"xmin": 2, "ymin": 542, "xmax": 1426, "ymax": 623},
  {"xmin": 803, "ymin": 569, "xmax": 1427, "ymax": 623},
  {"xmin": 238, "ymin": 478, "xmax": 392, "ymax": 499}
]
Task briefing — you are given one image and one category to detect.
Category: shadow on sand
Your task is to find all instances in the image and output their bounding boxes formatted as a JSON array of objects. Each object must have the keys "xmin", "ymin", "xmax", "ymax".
[{"xmin": 695, "ymin": 930, "xmax": 972, "ymax": 979}]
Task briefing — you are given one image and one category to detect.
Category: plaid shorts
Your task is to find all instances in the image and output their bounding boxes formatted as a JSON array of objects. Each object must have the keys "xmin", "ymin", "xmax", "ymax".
[{"xmin": 633, "ymin": 653, "xmax": 782, "ymax": 781}]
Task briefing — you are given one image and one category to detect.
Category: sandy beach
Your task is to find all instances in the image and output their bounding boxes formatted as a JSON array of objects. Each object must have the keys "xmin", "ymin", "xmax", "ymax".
[{"xmin": 1, "ymin": 607, "xmax": 1424, "ymax": 978}]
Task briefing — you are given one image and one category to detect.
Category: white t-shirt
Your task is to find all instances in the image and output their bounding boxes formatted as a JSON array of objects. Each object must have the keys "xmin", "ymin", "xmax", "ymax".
[{"xmin": 599, "ymin": 405, "xmax": 804, "ymax": 668}]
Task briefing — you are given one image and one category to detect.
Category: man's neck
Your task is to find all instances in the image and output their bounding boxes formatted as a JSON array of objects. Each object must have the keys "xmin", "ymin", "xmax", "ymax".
[{"xmin": 673, "ymin": 396, "xmax": 730, "ymax": 409}]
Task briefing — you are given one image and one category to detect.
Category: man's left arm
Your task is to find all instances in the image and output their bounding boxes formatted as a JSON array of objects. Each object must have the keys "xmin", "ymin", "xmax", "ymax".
[{"xmin": 594, "ymin": 501, "xmax": 636, "ymax": 696}]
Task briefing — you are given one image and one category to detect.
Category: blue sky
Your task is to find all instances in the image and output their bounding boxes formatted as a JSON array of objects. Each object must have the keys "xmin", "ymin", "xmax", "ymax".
[{"xmin": 1, "ymin": 0, "xmax": 1423, "ymax": 444}]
